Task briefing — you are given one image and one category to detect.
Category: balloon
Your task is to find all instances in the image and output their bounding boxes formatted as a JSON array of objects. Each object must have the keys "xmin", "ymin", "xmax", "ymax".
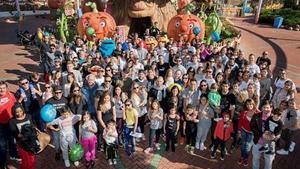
[
  {"xmin": 69, "ymin": 144, "xmax": 84, "ymax": 162},
  {"xmin": 86, "ymin": 27, "xmax": 95, "ymax": 36},
  {"xmin": 37, "ymin": 31, "xmax": 43, "ymax": 40},
  {"xmin": 193, "ymin": 26, "xmax": 201, "ymax": 36},
  {"xmin": 40, "ymin": 104, "xmax": 57, "ymax": 123},
  {"xmin": 211, "ymin": 31, "xmax": 221, "ymax": 42}
]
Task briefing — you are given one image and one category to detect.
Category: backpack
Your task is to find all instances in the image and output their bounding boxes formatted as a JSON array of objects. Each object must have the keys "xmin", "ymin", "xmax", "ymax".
[{"xmin": 19, "ymin": 124, "xmax": 41, "ymax": 154}]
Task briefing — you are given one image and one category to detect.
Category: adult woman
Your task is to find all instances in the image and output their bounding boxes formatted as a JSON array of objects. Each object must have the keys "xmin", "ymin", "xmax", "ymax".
[
  {"xmin": 63, "ymin": 73, "xmax": 75, "ymax": 98},
  {"xmin": 9, "ymin": 103, "xmax": 36, "ymax": 169},
  {"xmin": 272, "ymin": 80, "xmax": 294, "ymax": 108},
  {"xmin": 112, "ymin": 85, "xmax": 127, "ymax": 145},
  {"xmin": 130, "ymin": 83, "xmax": 146, "ymax": 140},
  {"xmin": 199, "ymin": 80, "xmax": 209, "ymax": 95},
  {"xmin": 164, "ymin": 69, "xmax": 174, "ymax": 88},
  {"xmin": 97, "ymin": 91, "xmax": 116, "ymax": 150},
  {"xmin": 187, "ymin": 67, "xmax": 196, "ymax": 80},
  {"xmin": 247, "ymin": 83, "xmax": 260, "ymax": 108},
  {"xmin": 50, "ymin": 71, "xmax": 63, "ymax": 87},
  {"xmin": 215, "ymin": 72, "xmax": 224, "ymax": 86},
  {"xmin": 195, "ymin": 65, "xmax": 205, "ymax": 82},
  {"xmin": 238, "ymin": 99, "xmax": 258, "ymax": 166}
]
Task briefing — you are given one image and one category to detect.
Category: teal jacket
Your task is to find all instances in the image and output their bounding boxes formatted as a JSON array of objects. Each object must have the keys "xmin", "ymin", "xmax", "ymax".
[{"xmin": 208, "ymin": 91, "xmax": 221, "ymax": 110}]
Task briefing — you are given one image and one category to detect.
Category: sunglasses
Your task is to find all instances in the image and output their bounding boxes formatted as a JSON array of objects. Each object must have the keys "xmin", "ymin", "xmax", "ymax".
[
  {"xmin": 201, "ymin": 84, "xmax": 207, "ymax": 87},
  {"xmin": 21, "ymin": 81, "xmax": 28, "ymax": 85},
  {"xmin": 105, "ymin": 80, "xmax": 112, "ymax": 83},
  {"xmin": 73, "ymin": 90, "xmax": 80, "ymax": 92},
  {"xmin": 207, "ymin": 71, "xmax": 212, "ymax": 73},
  {"xmin": 125, "ymin": 104, "xmax": 131, "ymax": 107}
]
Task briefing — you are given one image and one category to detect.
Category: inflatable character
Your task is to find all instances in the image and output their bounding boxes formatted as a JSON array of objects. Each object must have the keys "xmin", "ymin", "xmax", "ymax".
[
  {"xmin": 205, "ymin": 11, "xmax": 222, "ymax": 44},
  {"xmin": 77, "ymin": 3, "xmax": 116, "ymax": 40},
  {"xmin": 99, "ymin": 39, "xmax": 116, "ymax": 57},
  {"xmin": 145, "ymin": 36, "xmax": 158, "ymax": 50},
  {"xmin": 167, "ymin": 14, "xmax": 205, "ymax": 42},
  {"xmin": 48, "ymin": 0, "xmax": 65, "ymax": 9}
]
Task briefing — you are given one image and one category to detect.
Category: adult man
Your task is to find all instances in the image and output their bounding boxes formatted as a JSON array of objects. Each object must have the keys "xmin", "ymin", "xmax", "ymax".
[
  {"xmin": 0, "ymin": 81, "xmax": 19, "ymax": 168},
  {"xmin": 62, "ymin": 61, "xmax": 83, "ymax": 86},
  {"xmin": 82, "ymin": 74, "xmax": 99, "ymax": 116},
  {"xmin": 149, "ymin": 76, "xmax": 166, "ymax": 105},
  {"xmin": 157, "ymin": 55, "xmax": 170, "ymax": 77},
  {"xmin": 46, "ymin": 85, "xmax": 69, "ymax": 161},
  {"xmin": 134, "ymin": 70, "xmax": 148, "ymax": 87},
  {"xmin": 250, "ymin": 101, "xmax": 275, "ymax": 169},
  {"xmin": 172, "ymin": 57, "xmax": 187, "ymax": 75}
]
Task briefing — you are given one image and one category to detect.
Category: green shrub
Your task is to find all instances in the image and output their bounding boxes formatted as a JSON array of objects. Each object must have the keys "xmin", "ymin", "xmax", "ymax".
[{"xmin": 259, "ymin": 8, "xmax": 300, "ymax": 26}]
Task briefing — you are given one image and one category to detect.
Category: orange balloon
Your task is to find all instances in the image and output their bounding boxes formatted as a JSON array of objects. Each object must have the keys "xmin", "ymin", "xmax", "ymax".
[
  {"xmin": 167, "ymin": 14, "xmax": 205, "ymax": 42},
  {"xmin": 77, "ymin": 12, "xmax": 116, "ymax": 40},
  {"xmin": 48, "ymin": 0, "xmax": 65, "ymax": 9}
]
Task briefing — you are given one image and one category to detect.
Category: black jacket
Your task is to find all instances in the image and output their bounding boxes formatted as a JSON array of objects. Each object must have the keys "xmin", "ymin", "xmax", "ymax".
[{"xmin": 250, "ymin": 113, "xmax": 264, "ymax": 144}]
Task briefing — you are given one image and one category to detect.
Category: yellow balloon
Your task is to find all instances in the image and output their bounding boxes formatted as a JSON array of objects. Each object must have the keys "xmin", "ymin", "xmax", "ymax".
[{"xmin": 38, "ymin": 31, "xmax": 43, "ymax": 40}]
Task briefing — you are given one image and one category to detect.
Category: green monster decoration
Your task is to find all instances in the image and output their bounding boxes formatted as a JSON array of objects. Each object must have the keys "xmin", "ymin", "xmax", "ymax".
[
  {"xmin": 205, "ymin": 10, "xmax": 222, "ymax": 44},
  {"xmin": 85, "ymin": 2, "xmax": 98, "ymax": 13},
  {"xmin": 56, "ymin": 1, "xmax": 76, "ymax": 43}
]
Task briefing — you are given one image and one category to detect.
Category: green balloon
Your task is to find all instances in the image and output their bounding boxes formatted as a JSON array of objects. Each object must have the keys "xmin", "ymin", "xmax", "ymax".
[
  {"xmin": 69, "ymin": 144, "xmax": 84, "ymax": 162},
  {"xmin": 86, "ymin": 27, "xmax": 95, "ymax": 36}
]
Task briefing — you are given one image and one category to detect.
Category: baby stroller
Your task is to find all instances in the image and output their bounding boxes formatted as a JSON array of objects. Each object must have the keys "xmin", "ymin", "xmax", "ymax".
[{"xmin": 16, "ymin": 30, "xmax": 36, "ymax": 46}]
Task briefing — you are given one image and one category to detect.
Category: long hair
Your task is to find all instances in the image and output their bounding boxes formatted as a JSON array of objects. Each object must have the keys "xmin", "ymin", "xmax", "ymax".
[
  {"xmin": 69, "ymin": 83, "xmax": 83, "ymax": 105},
  {"xmin": 11, "ymin": 103, "xmax": 25, "ymax": 118}
]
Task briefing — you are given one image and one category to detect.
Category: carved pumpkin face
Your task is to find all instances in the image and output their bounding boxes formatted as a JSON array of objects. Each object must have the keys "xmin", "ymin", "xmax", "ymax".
[
  {"xmin": 77, "ymin": 12, "xmax": 116, "ymax": 40},
  {"xmin": 48, "ymin": 0, "xmax": 65, "ymax": 9},
  {"xmin": 167, "ymin": 14, "xmax": 205, "ymax": 42}
]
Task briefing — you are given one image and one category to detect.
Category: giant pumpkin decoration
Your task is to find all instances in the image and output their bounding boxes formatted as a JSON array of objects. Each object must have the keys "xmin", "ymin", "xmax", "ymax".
[
  {"xmin": 77, "ymin": 12, "xmax": 116, "ymax": 40},
  {"xmin": 48, "ymin": 0, "xmax": 65, "ymax": 9},
  {"xmin": 167, "ymin": 14, "xmax": 205, "ymax": 42}
]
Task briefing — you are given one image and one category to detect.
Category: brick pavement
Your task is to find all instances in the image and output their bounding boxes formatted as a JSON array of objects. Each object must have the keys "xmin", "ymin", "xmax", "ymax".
[{"xmin": 1, "ymin": 16, "xmax": 300, "ymax": 169}]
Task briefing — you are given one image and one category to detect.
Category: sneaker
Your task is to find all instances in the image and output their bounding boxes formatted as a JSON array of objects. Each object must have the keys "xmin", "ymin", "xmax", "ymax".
[
  {"xmin": 74, "ymin": 161, "xmax": 79, "ymax": 167},
  {"xmin": 276, "ymin": 149, "xmax": 289, "ymax": 155},
  {"xmin": 64, "ymin": 160, "xmax": 71, "ymax": 168},
  {"xmin": 238, "ymin": 158, "xmax": 244, "ymax": 165},
  {"xmin": 195, "ymin": 142, "xmax": 200, "ymax": 149},
  {"xmin": 289, "ymin": 141, "xmax": 296, "ymax": 152},
  {"xmin": 210, "ymin": 153, "xmax": 216, "ymax": 159},
  {"xmin": 9, "ymin": 156, "xmax": 22, "ymax": 162},
  {"xmin": 91, "ymin": 160, "xmax": 95, "ymax": 167},
  {"xmin": 155, "ymin": 143, "xmax": 161, "ymax": 150},
  {"xmin": 184, "ymin": 145, "xmax": 190, "ymax": 151},
  {"xmin": 210, "ymin": 146, "xmax": 214, "ymax": 152},
  {"xmin": 220, "ymin": 157, "xmax": 224, "ymax": 161},
  {"xmin": 108, "ymin": 159, "xmax": 113, "ymax": 165},
  {"xmin": 85, "ymin": 161, "xmax": 91, "ymax": 169},
  {"xmin": 242, "ymin": 159, "xmax": 249, "ymax": 167},
  {"xmin": 200, "ymin": 143, "xmax": 207, "ymax": 151},
  {"xmin": 113, "ymin": 159, "xmax": 117, "ymax": 165},
  {"xmin": 265, "ymin": 150, "xmax": 275, "ymax": 155}
]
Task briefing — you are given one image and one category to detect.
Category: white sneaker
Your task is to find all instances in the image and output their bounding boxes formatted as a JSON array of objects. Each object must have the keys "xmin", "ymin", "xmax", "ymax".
[
  {"xmin": 64, "ymin": 160, "xmax": 71, "ymax": 168},
  {"xmin": 144, "ymin": 147, "xmax": 152, "ymax": 154},
  {"xmin": 113, "ymin": 159, "xmax": 117, "ymax": 165},
  {"xmin": 195, "ymin": 142, "xmax": 200, "ymax": 149},
  {"xmin": 74, "ymin": 161, "xmax": 79, "ymax": 167},
  {"xmin": 155, "ymin": 143, "xmax": 161, "ymax": 150},
  {"xmin": 289, "ymin": 141, "xmax": 296, "ymax": 152},
  {"xmin": 276, "ymin": 149, "xmax": 289, "ymax": 155},
  {"xmin": 200, "ymin": 143, "xmax": 207, "ymax": 151},
  {"xmin": 108, "ymin": 159, "xmax": 113, "ymax": 165}
]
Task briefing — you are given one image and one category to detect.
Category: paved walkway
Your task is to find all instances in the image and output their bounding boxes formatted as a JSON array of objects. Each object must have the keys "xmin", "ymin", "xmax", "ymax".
[{"xmin": 1, "ymin": 16, "xmax": 300, "ymax": 169}]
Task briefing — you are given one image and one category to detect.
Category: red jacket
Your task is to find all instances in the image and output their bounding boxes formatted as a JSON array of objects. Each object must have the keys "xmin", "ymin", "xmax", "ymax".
[
  {"xmin": 0, "ymin": 92, "xmax": 16, "ymax": 124},
  {"xmin": 214, "ymin": 119, "xmax": 233, "ymax": 141},
  {"xmin": 238, "ymin": 111, "xmax": 254, "ymax": 133}
]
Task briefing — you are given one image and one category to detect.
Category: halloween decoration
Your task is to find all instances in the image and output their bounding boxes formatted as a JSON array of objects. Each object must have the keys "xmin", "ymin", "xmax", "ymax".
[
  {"xmin": 48, "ymin": 0, "xmax": 65, "ymax": 9},
  {"xmin": 167, "ymin": 14, "xmax": 205, "ymax": 42},
  {"xmin": 99, "ymin": 39, "xmax": 116, "ymax": 57}
]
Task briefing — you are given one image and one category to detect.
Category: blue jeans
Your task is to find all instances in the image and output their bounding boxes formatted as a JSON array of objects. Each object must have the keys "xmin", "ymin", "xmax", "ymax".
[
  {"xmin": 240, "ymin": 129, "xmax": 253, "ymax": 159},
  {"xmin": 149, "ymin": 128, "xmax": 157, "ymax": 147},
  {"xmin": 0, "ymin": 123, "xmax": 18, "ymax": 168},
  {"xmin": 123, "ymin": 126, "xmax": 135, "ymax": 155},
  {"xmin": 252, "ymin": 143, "xmax": 275, "ymax": 169}
]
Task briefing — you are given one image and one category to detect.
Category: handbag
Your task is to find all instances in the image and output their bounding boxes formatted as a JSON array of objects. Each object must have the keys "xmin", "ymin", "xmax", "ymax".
[{"xmin": 35, "ymin": 128, "xmax": 51, "ymax": 154}]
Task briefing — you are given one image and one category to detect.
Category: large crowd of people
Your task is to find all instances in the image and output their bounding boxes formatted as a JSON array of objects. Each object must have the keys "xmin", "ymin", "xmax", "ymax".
[{"xmin": 0, "ymin": 24, "xmax": 299, "ymax": 169}]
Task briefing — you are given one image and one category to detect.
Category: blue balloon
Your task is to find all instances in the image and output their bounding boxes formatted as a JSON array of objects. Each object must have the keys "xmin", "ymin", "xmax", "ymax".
[
  {"xmin": 40, "ymin": 104, "xmax": 57, "ymax": 123},
  {"xmin": 193, "ymin": 26, "xmax": 201, "ymax": 36},
  {"xmin": 211, "ymin": 32, "xmax": 221, "ymax": 42}
]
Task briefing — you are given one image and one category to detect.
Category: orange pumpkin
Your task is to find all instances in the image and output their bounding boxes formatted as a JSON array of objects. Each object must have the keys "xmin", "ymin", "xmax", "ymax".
[
  {"xmin": 167, "ymin": 14, "xmax": 205, "ymax": 42},
  {"xmin": 77, "ymin": 12, "xmax": 116, "ymax": 40},
  {"xmin": 48, "ymin": 0, "xmax": 65, "ymax": 9}
]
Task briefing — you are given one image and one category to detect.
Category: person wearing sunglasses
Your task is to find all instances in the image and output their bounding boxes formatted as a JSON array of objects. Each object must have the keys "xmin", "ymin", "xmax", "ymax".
[
  {"xmin": 46, "ymin": 85, "xmax": 69, "ymax": 161},
  {"xmin": 122, "ymin": 99, "xmax": 138, "ymax": 156}
]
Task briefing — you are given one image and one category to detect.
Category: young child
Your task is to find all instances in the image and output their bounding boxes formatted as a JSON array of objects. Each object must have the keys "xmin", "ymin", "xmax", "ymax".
[
  {"xmin": 259, "ymin": 108, "xmax": 283, "ymax": 154},
  {"xmin": 164, "ymin": 106, "xmax": 180, "ymax": 152},
  {"xmin": 211, "ymin": 112, "xmax": 233, "ymax": 160},
  {"xmin": 183, "ymin": 104, "xmax": 199, "ymax": 154},
  {"xmin": 145, "ymin": 100, "xmax": 164, "ymax": 154},
  {"xmin": 196, "ymin": 94, "xmax": 214, "ymax": 150},
  {"xmin": 103, "ymin": 120, "xmax": 118, "ymax": 165},
  {"xmin": 208, "ymin": 83, "xmax": 221, "ymax": 110},
  {"xmin": 47, "ymin": 106, "xmax": 81, "ymax": 167},
  {"xmin": 80, "ymin": 112, "xmax": 98, "ymax": 169}
]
